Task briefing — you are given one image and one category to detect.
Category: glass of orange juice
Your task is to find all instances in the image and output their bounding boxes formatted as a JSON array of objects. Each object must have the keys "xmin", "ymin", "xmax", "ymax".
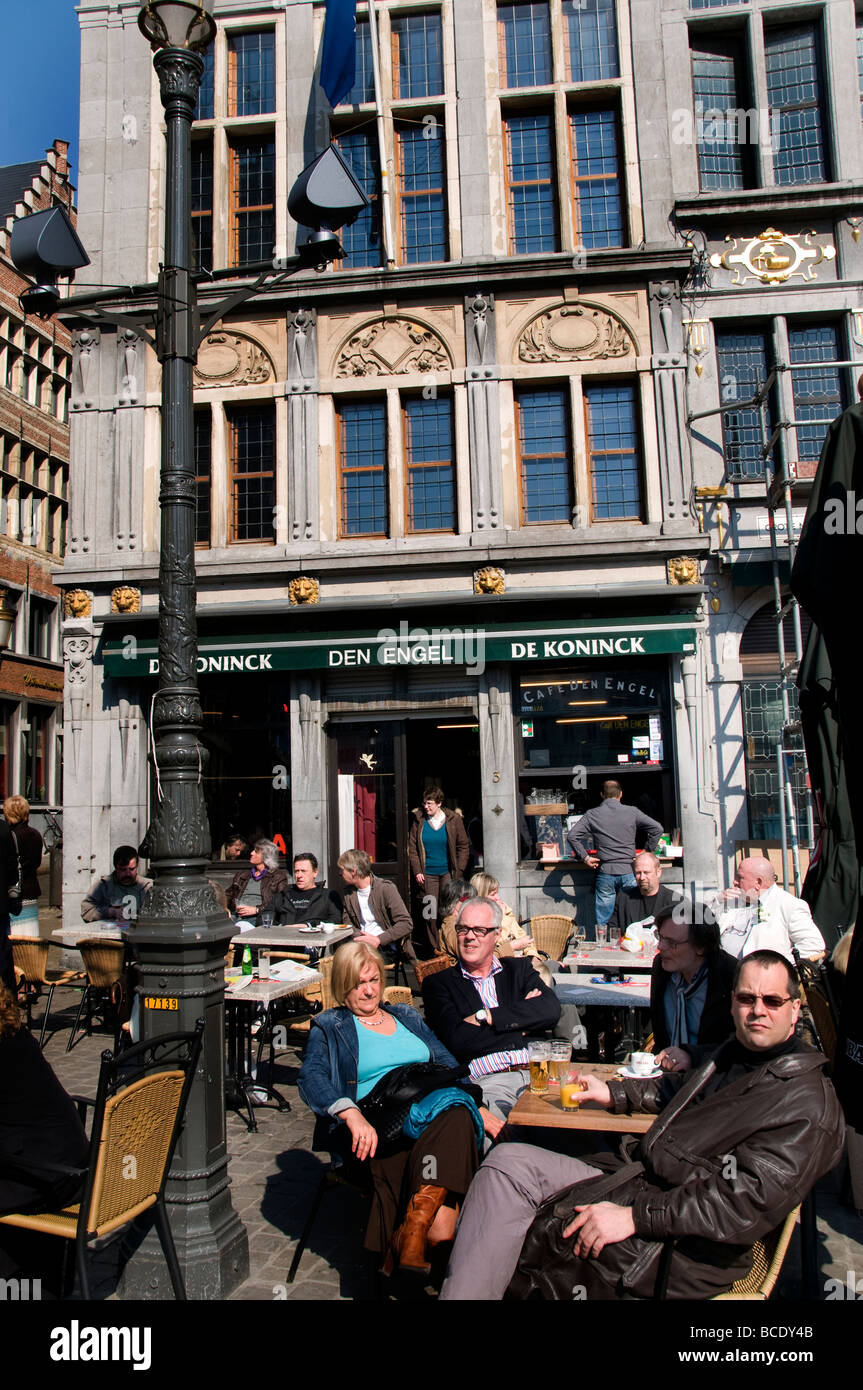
[{"xmin": 560, "ymin": 1069, "xmax": 587, "ymax": 1110}]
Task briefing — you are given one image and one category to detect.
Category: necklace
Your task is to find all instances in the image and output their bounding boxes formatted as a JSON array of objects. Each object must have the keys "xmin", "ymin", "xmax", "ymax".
[{"xmin": 358, "ymin": 1011, "xmax": 386, "ymax": 1027}]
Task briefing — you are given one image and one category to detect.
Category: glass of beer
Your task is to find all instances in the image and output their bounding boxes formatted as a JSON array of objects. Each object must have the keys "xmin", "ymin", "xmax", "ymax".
[
  {"xmin": 548, "ymin": 1039, "xmax": 571, "ymax": 1086},
  {"xmin": 528, "ymin": 1040, "xmax": 551, "ymax": 1095},
  {"xmin": 561, "ymin": 1069, "xmax": 586, "ymax": 1110}
]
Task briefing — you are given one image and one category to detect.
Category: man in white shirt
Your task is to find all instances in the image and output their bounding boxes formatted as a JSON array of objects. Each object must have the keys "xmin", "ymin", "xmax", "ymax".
[{"xmin": 713, "ymin": 855, "xmax": 825, "ymax": 963}]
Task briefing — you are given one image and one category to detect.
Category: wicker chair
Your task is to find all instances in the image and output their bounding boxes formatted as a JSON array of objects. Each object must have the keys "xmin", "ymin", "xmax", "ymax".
[
  {"xmin": 11, "ymin": 937, "xmax": 85, "ymax": 1049},
  {"xmin": 414, "ymin": 954, "xmax": 451, "ymax": 987},
  {"xmin": 712, "ymin": 1206, "xmax": 800, "ymax": 1300},
  {"xmin": 528, "ymin": 915, "xmax": 573, "ymax": 961},
  {"xmin": 383, "ymin": 985, "xmax": 413, "ymax": 1007},
  {"xmin": 66, "ymin": 939, "xmax": 126, "ymax": 1054},
  {"xmin": 0, "ymin": 1021, "xmax": 204, "ymax": 1300}
]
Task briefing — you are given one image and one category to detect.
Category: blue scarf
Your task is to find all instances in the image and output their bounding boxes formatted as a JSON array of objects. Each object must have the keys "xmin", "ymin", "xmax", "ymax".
[{"xmin": 403, "ymin": 1087, "xmax": 485, "ymax": 1148}]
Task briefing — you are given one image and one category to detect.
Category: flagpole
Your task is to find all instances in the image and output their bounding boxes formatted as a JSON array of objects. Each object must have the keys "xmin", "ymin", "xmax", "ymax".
[{"xmin": 366, "ymin": 0, "xmax": 396, "ymax": 268}]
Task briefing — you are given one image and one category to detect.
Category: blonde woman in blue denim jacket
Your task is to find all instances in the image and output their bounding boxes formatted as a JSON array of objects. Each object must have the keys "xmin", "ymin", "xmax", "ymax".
[{"xmin": 298, "ymin": 941, "xmax": 486, "ymax": 1276}]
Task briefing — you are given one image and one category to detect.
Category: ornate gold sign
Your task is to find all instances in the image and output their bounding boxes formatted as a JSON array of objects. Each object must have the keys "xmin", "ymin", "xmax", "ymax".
[{"xmin": 709, "ymin": 228, "xmax": 836, "ymax": 286}]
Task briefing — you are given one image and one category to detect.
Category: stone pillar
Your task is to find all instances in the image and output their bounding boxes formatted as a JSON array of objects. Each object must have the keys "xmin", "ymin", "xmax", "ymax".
[
  {"xmin": 290, "ymin": 676, "xmax": 327, "ymax": 869},
  {"xmin": 478, "ymin": 666, "xmax": 518, "ymax": 908},
  {"xmin": 62, "ymin": 617, "xmax": 99, "ymax": 922},
  {"xmin": 649, "ymin": 281, "xmax": 692, "ymax": 536},
  {"xmin": 464, "ymin": 294, "xmax": 503, "ymax": 534},
  {"xmin": 286, "ymin": 308, "xmax": 318, "ymax": 542}
]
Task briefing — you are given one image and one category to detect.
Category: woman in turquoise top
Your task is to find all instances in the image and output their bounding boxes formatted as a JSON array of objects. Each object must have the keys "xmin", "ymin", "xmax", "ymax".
[
  {"xmin": 408, "ymin": 786, "xmax": 470, "ymax": 953},
  {"xmin": 299, "ymin": 941, "xmax": 486, "ymax": 1278}
]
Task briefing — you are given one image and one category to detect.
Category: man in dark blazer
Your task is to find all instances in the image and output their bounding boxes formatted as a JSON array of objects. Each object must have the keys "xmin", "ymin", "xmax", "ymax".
[
  {"xmin": 650, "ymin": 900, "xmax": 736, "ymax": 1070},
  {"xmin": 0, "ymin": 818, "xmax": 20, "ymax": 990},
  {"xmin": 607, "ymin": 851, "xmax": 680, "ymax": 937},
  {"xmin": 423, "ymin": 897, "xmax": 561, "ymax": 1121}
]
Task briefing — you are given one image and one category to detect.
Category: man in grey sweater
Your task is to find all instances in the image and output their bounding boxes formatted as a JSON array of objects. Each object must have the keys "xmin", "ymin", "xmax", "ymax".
[{"xmin": 565, "ymin": 782, "xmax": 663, "ymax": 931}]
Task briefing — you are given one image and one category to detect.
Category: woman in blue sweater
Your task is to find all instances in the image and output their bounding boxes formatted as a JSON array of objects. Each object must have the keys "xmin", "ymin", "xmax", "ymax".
[{"xmin": 299, "ymin": 942, "xmax": 482, "ymax": 1275}]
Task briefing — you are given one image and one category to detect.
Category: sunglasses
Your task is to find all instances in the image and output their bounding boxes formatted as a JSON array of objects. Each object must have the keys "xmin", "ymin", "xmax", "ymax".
[
  {"xmin": 455, "ymin": 926, "xmax": 497, "ymax": 937},
  {"xmin": 733, "ymin": 991, "xmax": 793, "ymax": 1011}
]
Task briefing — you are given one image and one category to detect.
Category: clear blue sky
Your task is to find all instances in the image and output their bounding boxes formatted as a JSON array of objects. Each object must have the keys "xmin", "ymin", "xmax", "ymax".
[{"xmin": 0, "ymin": 0, "xmax": 80, "ymax": 183}]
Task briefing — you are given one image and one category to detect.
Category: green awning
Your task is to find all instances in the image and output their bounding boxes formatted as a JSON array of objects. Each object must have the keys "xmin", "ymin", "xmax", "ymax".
[{"xmin": 102, "ymin": 614, "xmax": 698, "ymax": 678}]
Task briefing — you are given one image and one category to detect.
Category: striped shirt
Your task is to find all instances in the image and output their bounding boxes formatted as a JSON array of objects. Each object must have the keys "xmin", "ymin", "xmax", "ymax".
[{"xmin": 459, "ymin": 957, "xmax": 530, "ymax": 1079}]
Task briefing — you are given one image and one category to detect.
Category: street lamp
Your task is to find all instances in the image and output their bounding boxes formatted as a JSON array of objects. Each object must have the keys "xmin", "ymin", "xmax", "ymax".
[
  {"xmin": 11, "ymin": 0, "xmax": 365, "ymax": 1301},
  {"xmin": 129, "ymin": 0, "xmax": 246, "ymax": 1299}
]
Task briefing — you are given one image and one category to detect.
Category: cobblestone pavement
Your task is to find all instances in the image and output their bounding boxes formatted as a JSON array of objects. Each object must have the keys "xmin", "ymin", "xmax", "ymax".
[{"xmin": 16, "ymin": 910, "xmax": 863, "ymax": 1303}]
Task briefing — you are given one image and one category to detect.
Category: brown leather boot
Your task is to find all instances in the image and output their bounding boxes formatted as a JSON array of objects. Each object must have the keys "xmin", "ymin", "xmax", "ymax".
[{"xmin": 393, "ymin": 1185, "xmax": 448, "ymax": 1273}]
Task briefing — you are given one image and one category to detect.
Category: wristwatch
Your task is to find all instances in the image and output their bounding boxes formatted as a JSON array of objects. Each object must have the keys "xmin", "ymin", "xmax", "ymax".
[{"xmin": 475, "ymin": 1009, "xmax": 489, "ymax": 1024}]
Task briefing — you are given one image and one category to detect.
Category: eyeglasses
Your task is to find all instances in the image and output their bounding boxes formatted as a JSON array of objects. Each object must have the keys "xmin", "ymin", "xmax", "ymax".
[
  {"xmin": 656, "ymin": 933, "xmax": 686, "ymax": 947},
  {"xmin": 733, "ymin": 991, "xmax": 793, "ymax": 1010},
  {"xmin": 455, "ymin": 926, "xmax": 497, "ymax": 938}
]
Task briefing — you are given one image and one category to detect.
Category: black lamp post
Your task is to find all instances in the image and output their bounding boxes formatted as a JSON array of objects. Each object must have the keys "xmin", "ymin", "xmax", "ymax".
[
  {"xmin": 121, "ymin": 0, "xmax": 250, "ymax": 1299},
  {"xmin": 10, "ymin": 0, "xmax": 366, "ymax": 1301}
]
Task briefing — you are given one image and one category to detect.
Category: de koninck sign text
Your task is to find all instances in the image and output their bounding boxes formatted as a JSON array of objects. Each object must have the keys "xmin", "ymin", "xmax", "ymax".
[{"xmin": 102, "ymin": 616, "xmax": 697, "ymax": 679}]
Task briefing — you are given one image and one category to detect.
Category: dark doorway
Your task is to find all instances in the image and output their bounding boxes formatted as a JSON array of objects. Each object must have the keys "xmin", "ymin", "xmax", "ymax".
[{"xmin": 327, "ymin": 715, "xmax": 481, "ymax": 907}]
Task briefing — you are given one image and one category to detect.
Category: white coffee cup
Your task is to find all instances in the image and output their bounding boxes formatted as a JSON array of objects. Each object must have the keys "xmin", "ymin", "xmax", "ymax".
[{"xmin": 630, "ymin": 1052, "xmax": 654, "ymax": 1076}]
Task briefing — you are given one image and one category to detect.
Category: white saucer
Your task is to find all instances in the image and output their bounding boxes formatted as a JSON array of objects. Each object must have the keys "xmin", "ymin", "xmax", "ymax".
[{"xmin": 618, "ymin": 1064, "xmax": 662, "ymax": 1079}]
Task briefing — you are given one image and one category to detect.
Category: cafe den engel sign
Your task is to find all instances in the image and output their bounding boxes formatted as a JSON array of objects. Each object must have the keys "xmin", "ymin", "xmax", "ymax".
[{"xmin": 102, "ymin": 616, "xmax": 697, "ymax": 678}]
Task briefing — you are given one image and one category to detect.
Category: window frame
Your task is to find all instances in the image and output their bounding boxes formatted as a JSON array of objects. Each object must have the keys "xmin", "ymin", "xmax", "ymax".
[
  {"xmin": 498, "ymin": 2, "xmax": 553, "ymax": 91},
  {"xmin": 228, "ymin": 133, "xmax": 276, "ymax": 268},
  {"xmin": 394, "ymin": 118, "xmax": 448, "ymax": 265},
  {"xmin": 391, "ymin": 10, "xmax": 444, "ymax": 100},
  {"xmin": 337, "ymin": 397, "xmax": 390, "ymax": 540},
  {"xmin": 502, "ymin": 108, "xmax": 560, "ymax": 255},
  {"xmin": 194, "ymin": 407, "xmax": 212, "ymax": 548},
  {"xmin": 583, "ymin": 380, "xmax": 644, "ymax": 523},
  {"xmin": 568, "ymin": 102, "xmax": 625, "ymax": 249},
  {"xmin": 515, "ymin": 385, "xmax": 574, "ymax": 525},
  {"xmin": 226, "ymin": 403, "xmax": 276, "ymax": 545},
  {"xmin": 402, "ymin": 394, "xmax": 456, "ymax": 534},
  {"xmin": 227, "ymin": 28, "xmax": 276, "ymax": 118}
]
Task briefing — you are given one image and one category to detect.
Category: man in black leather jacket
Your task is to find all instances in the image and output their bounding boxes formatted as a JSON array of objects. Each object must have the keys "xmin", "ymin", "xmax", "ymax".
[{"xmin": 440, "ymin": 950, "xmax": 844, "ymax": 1300}]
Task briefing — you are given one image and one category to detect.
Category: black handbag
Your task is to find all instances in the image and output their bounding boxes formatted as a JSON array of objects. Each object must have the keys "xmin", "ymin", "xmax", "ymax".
[{"xmin": 358, "ymin": 1061, "xmax": 472, "ymax": 1147}]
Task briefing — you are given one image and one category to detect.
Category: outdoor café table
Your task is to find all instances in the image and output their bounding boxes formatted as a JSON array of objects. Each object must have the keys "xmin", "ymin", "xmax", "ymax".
[
  {"xmin": 554, "ymin": 974, "xmax": 652, "ymax": 1063},
  {"xmin": 49, "ymin": 923, "xmax": 125, "ymax": 945},
  {"xmin": 230, "ymin": 924, "xmax": 352, "ymax": 962},
  {"xmin": 506, "ymin": 1063, "xmax": 655, "ymax": 1135},
  {"xmin": 224, "ymin": 968, "xmax": 321, "ymax": 1132},
  {"xmin": 562, "ymin": 947, "xmax": 656, "ymax": 975}
]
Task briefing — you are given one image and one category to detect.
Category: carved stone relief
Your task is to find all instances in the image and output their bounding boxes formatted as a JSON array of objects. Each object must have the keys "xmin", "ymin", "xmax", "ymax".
[
  {"xmin": 111, "ymin": 585, "xmax": 141, "ymax": 613},
  {"xmin": 118, "ymin": 329, "xmax": 141, "ymax": 404},
  {"xmin": 63, "ymin": 588, "xmax": 92, "ymax": 618},
  {"xmin": 335, "ymin": 318, "xmax": 451, "ymax": 377},
  {"xmin": 289, "ymin": 576, "xmax": 320, "ymax": 605},
  {"xmin": 193, "ymin": 331, "xmax": 275, "ymax": 388},
  {"xmin": 518, "ymin": 304, "xmax": 635, "ymax": 362},
  {"xmin": 667, "ymin": 556, "xmax": 700, "ymax": 586},
  {"xmin": 474, "ymin": 566, "xmax": 505, "ymax": 595}
]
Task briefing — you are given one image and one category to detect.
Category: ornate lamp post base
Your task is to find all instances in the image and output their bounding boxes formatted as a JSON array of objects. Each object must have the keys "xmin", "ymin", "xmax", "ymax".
[{"xmin": 118, "ymin": 907, "xmax": 249, "ymax": 1299}]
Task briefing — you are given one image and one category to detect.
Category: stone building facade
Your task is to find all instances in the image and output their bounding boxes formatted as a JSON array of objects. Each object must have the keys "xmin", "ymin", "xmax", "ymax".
[
  {"xmin": 631, "ymin": 0, "xmax": 863, "ymax": 890},
  {"xmin": 59, "ymin": 0, "xmax": 861, "ymax": 926},
  {"xmin": 0, "ymin": 139, "xmax": 74, "ymax": 822}
]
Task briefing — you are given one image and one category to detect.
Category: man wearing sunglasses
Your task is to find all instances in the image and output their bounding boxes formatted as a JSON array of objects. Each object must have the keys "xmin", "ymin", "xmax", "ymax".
[
  {"xmin": 440, "ymin": 949, "xmax": 844, "ymax": 1300},
  {"xmin": 423, "ymin": 897, "xmax": 560, "ymax": 1124}
]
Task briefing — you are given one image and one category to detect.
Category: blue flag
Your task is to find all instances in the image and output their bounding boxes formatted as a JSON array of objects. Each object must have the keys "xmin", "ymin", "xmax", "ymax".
[{"xmin": 320, "ymin": 0, "xmax": 357, "ymax": 107}]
